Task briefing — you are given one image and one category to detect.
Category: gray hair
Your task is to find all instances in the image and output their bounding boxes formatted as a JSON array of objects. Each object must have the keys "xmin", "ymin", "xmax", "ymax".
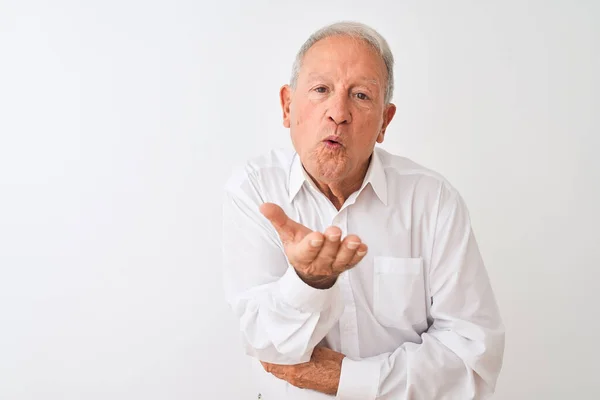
[{"xmin": 290, "ymin": 21, "xmax": 395, "ymax": 104}]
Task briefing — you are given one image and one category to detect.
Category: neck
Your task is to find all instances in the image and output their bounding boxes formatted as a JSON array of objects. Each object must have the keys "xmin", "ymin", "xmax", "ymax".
[{"xmin": 309, "ymin": 156, "xmax": 371, "ymax": 210}]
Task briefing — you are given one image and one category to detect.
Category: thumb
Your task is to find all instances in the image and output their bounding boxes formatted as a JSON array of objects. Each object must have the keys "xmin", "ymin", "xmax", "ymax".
[
  {"xmin": 260, "ymin": 203, "xmax": 301, "ymax": 243},
  {"xmin": 260, "ymin": 361, "xmax": 272, "ymax": 372}
]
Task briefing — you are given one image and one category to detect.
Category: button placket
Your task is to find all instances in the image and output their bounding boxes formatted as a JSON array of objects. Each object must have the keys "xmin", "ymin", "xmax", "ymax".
[{"xmin": 334, "ymin": 209, "xmax": 361, "ymax": 357}]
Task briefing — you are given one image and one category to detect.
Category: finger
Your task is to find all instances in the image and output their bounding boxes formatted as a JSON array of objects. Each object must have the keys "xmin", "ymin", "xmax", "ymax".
[
  {"xmin": 259, "ymin": 203, "xmax": 304, "ymax": 243},
  {"xmin": 261, "ymin": 361, "xmax": 288, "ymax": 374},
  {"xmin": 289, "ymin": 231, "xmax": 325, "ymax": 265},
  {"xmin": 261, "ymin": 361, "xmax": 271, "ymax": 372},
  {"xmin": 331, "ymin": 234, "xmax": 362, "ymax": 273},
  {"xmin": 266, "ymin": 363, "xmax": 292, "ymax": 376},
  {"xmin": 313, "ymin": 226, "xmax": 342, "ymax": 269},
  {"xmin": 348, "ymin": 243, "xmax": 368, "ymax": 266},
  {"xmin": 270, "ymin": 369, "xmax": 289, "ymax": 381}
]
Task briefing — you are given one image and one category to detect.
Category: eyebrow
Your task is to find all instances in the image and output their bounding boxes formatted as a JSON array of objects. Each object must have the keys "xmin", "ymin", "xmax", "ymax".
[
  {"xmin": 306, "ymin": 73, "xmax": 380, "ymax": 87},
  {"xmin": 306, "ymin": 73, "xmax": 329, "ymax": 82},
  {"xmin": 360, "ymin": 77, "xmax": 380, "ymax": 87}
]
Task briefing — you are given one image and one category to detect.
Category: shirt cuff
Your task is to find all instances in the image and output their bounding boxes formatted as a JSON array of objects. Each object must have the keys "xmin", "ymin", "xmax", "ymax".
[
  {"xmin": 275, "ymin": 266, "xmax": 339, "ymax": 313},
  {"xmin": 336, "ymin": 357, "xmax": 381, "ymax": 400}
]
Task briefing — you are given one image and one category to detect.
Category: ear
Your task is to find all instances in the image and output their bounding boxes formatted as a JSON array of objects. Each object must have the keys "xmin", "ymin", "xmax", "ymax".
[
  {"xmin": 376, "ymin": 103, "xmax": 397, "ymax": 143},
  {"xmin": 280, "ymin": 85, "xmax": 292, "ymax": 128}
]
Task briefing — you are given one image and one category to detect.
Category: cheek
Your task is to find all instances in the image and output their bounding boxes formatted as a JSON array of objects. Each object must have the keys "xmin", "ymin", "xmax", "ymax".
[
  {"xmin": 350, "ymin": 113, "xmax": 383, "ymax": 147},
  {"xmin": 297, "ymin": 98, "xmax": 326, "ymax": 125},
  {"xmin": 293, "ymin": 103, "xmax": 312, "ymax": 127},
  {"xmin": 357, "ymin": 110, "xmax": 384, "ymax": 134}
]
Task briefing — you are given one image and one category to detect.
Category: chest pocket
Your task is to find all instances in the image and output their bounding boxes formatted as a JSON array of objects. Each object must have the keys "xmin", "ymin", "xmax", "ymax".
[{"xmin": 373, "ymin": 256, "xmax": 427, "ymax": 329}]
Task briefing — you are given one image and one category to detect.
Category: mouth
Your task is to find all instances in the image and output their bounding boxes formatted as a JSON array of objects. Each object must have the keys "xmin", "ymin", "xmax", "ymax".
[{"xmin": 323, "ymin": 136, "xmax": 343, "ymax": 149}]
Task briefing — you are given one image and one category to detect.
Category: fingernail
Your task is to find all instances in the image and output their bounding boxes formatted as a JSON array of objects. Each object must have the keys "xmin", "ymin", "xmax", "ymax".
[
  {"xmin": 357, "ymin": 250, "xmax": 367, "ymax": 256},
  {"xmin": 327, "ymin": 234, "xmax": 341, "ymax": 241},
  {"xmin": 310, "ymin": 239, "xmax": 323, "ymax": 247},
  {"xmin": 347, "ymin": 241, "xmax": 360, "ymax": 249}
]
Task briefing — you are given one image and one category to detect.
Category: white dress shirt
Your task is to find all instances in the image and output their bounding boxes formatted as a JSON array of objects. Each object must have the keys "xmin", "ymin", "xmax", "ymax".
[{"xmin": 222, "ymin": 146, "xmax": 505, "ymax": 399}]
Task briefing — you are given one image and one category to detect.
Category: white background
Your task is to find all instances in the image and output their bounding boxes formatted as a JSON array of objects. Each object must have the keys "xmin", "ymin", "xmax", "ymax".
[{"xmin": 1, "ymin": 0, "xmax": 599, "ymax": 399}]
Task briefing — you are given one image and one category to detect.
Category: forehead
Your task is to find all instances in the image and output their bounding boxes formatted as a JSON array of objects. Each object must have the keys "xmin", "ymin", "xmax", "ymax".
[{"xmin": 299, "ymin": 35, "xmax": 387, "ymax": 82}]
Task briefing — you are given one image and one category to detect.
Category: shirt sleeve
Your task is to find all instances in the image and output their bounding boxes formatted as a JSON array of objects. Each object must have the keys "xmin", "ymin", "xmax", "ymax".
[
  {"xmin": 336, "ymin": 185, "xmax": 505, "ymax": 399},
  {"xmin": 222, "ymin": 174, "xmax": 344, "ymax": 365}
]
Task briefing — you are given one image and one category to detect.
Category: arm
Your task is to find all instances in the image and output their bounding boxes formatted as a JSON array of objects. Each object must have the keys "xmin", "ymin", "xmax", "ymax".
[
  {"xmin": 336, "ymin": 187, "xmax": 505, "ymax": 399},
  {"xmin": 222, "ymin": 186, "xmax": 343, "ymax": 365},
  {"xmin": 264, "ymin": 186, "xmax": 505, "ymax": 398}
]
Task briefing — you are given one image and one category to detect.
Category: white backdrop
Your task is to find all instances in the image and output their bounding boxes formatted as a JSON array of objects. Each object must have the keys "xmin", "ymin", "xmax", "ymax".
[{"xmin": 1, "ymin": 0, "xmax": 599, "ymax": 399}]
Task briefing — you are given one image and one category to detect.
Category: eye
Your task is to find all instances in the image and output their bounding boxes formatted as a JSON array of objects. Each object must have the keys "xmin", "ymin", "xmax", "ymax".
[
  {"xmin": 314, "ymin": 86, "xmax": 327, "ymax": 93},
  {"xmin": 356, "ymin": 92, "xmax": 369, "ymax": 100}
]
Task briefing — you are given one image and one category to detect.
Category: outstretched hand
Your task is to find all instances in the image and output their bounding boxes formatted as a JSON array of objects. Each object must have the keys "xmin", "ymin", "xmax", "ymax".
[{"xmin": 260, "ymin": 203, "xmax": 368, "ymax": 288}]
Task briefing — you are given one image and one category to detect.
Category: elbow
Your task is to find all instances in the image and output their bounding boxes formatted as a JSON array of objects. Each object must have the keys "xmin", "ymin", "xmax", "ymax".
[
  {"xmin": 474, "ymin": 327, "xmax": 506, "ymax": 395},
  {"xmin": 243, "ymin": 340, "xmax": 312, "ymax": 365},
  {"xmin": 237, "ymin": 305, "xmax": 315, "ymax": 364}
]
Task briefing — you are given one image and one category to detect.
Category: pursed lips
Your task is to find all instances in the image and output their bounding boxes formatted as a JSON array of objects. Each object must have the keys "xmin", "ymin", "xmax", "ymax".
[{"xmin": 323, "ymin": 135, "xmax": 344, "ymax": 146}]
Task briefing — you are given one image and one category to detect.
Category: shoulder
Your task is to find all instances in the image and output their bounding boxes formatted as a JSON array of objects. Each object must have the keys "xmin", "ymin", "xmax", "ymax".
[
  {"xmin": 224, "ymin": 147, "xmax": 295, "ymax": 199},
  {"xmin": 376, "ymin": 147, "xmax": 455, "ymax": 193},
  {"xmin": 375, "ymin": 147, "xmax": 467, "ymax": 218}
]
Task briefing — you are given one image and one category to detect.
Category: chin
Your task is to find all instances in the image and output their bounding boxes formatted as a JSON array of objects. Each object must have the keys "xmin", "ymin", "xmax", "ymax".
[
  {"xmin": 315, "ymin": 159, "xmax": 348, "ymax": 182},
  {"xmin": 302, "ymin": 145, "xmax": 351, "ymax": 180}
]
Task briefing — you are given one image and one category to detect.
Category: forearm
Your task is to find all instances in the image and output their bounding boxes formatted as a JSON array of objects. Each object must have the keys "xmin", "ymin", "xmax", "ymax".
[
  {"xmin": 223, "ymin": 188, "xmax": 344, "ymax": 363},
  {"xmin": 264, "ymin": 319, "xmax": 503, "ymax": 399},
  {"xmin": 337, "ymin": 324, "xmax": 505, "ymax": 399},
  {"xmin": 229, "ymin": 266, "xmax": 344, "ymax": 364}
]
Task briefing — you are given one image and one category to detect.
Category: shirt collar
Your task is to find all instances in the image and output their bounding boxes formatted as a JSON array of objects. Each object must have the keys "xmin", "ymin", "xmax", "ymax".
[
  {"xmin": 362, "ymin": 147, "xmax": 388, "ymax": 205},
  {"xmin": 287, "ymin": 147, "xmax": 388, "ymax": 205},
  {"xmin": 288, "ymin": 152, "xmax": 310, "ymax": 202}
]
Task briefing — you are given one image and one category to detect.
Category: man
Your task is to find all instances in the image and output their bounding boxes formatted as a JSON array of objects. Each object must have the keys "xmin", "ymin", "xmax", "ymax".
[{"xmin": 222, "ymin": 21, "xmax": 504, "ymax": 399}]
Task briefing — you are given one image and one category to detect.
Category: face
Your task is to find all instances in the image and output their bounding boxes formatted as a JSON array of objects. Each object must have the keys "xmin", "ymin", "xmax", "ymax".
[{"xmin": 280, "ymin": 35, "xmax": 396, "ymax": 186}]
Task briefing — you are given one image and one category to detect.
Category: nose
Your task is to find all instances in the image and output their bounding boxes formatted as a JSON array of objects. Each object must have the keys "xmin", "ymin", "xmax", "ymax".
[{"xmin": 326, "ymin": 92, "xmax": 352, "ymax": 125}]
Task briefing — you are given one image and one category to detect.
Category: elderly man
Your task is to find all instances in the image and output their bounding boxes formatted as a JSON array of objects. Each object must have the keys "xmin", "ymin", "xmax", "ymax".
[{"xmin": 222, "ymin": 21, "xmax": 504, "ymax": 399}]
